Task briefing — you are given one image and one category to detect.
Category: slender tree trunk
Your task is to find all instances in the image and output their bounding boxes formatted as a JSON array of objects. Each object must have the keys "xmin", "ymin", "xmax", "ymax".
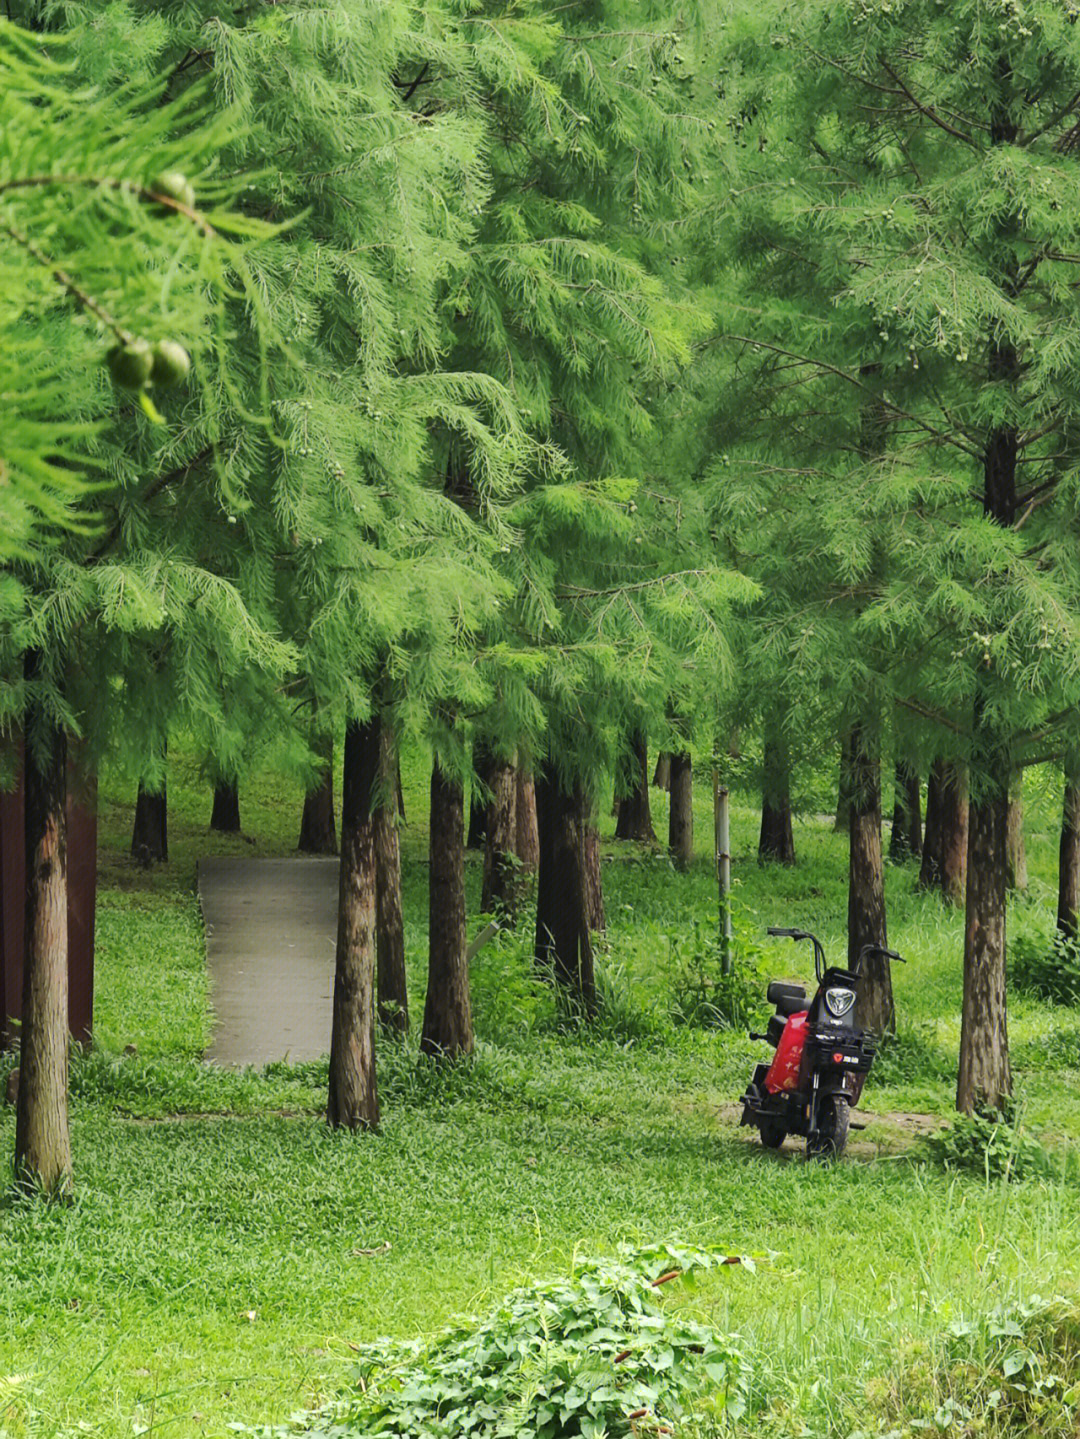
[
  {"xmin": 1057, "ymin": 767, "xmax": 1080, "ymax": 942},
  {"xmin": 834, "ymin": 732, "xmax": 853, "ymax": 833},
  {"xmin": 15, "ymin": 659, "xmax": 71, "ymax": 1195},
  {"xmin": 210, "ymin": 780, "xmax": 240, "ymax": 834},
  {"xmin": 939, "ymin": 762, "xmax": 969, "ymax": 908},
  {"xmin": 131, "ymin": 781, "xmax": 167, "ymax": 864},
  {"xmin": 467, "ymin": 742, "xmax": 492, "ymax": 850},
  {"xmin": 514, "ymin": 768, "xmax": 539, "ymax": 872},
  {"xmin": 957, "ymin": 284, "xmax": 1017, "ymax": 1114},
  {"xmin": 759, "ymin": 715, "xmax": 795, "ymax": 865},
  {"xmin": 327, "ymin": 718, "xmax": 380, "ymax": 1130},
  {"xmin": 615, "ymin": 729, "xmax": 655, "ymax": 841},
  {"xmin": 481, "ymin": 757, "xmax": 518, "ymax": 920},
  {"xmin": 888, "ymin": 761, "xmax": 921, "ymax": 864},
  {"xmin": 918, "ymin": 760, "xmax": 945, "ymax": 891},
  {"xmin": 375, "ymin": 721, "xmax": 407, "ymax": 1035},
  {"xmin": 958, "ymin": 768, "xmax": 1011, "ymax": 1113},
  {"xmin": 668, "ymin": 751, "xmax": 694, "ymax": 871},
  {"xmin": 653, "ymin": 752, "xmax": 671, "ymax": 791},
  {"xmin": 535, "ymin": 762, "xmax": 596, "ymax": 1012},
  {"xmin": 1006, "ymin": 771, "xmax": 1028, "ymax": 892},
  {"xmin": 298, "ymin": 736, "xmax": 336, "ymax": 854},
  {"xmin": 584, "ymin": 817, "xmax": 605, "ymax": 933},
  {"xmin": 848, "ymin": 724, "xmax": 892, "ymax": 1035},
  {"xmin": 421, "ymin": 760, "xmax": 473, "ymax": 1059}
]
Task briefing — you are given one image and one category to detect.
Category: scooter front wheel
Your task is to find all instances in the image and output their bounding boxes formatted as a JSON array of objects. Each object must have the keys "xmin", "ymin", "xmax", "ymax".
[{"xmin": 806, "ymin": 1096, "xmax": 850, "ymax": 1161}]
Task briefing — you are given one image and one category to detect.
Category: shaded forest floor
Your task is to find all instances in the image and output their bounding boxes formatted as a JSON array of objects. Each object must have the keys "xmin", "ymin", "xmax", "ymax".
[{"xmin": 1, "ymin": 748, "xmax": 1079, "ymax": 1437}]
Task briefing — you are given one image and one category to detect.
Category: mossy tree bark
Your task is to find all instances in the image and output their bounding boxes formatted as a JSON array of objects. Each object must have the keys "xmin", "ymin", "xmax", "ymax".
[
  {"xmin": 614, "ymin": 729, "xmax": 654, "ymax": 842},
  {"xmin": 535, "ymin": 762, "xmax": 596, "ymax": 1013},
  {"xmin": 668, "ymin": 750, "xmax": 694, "ymax": 871},
  {"xmin": 298, "ymin": 734, "xmax": 337, "ymax": 854},
  {"xmin": 515, "ymin": 768, "xmax": 539, "ymax": 872},
  {"xmin": 15, "ymin": 653, "xmax": 72, "ymax": 1195},
  {"xmin": 210, "ymin": 779, "xmax": 240, "ymax": 834},
  {"xmin": 131, "ymin": 777, "xmax": 167, "ymax": 864},
  {"xmin": 421, "ymin": 760, "xmax": 473, "ymax": 1059},
  {"xmin": 481, "ymin": 757, "xmax": 518, "ymax": 921},
  {"xmin": 888, "ymin": 760, "xmax": 921, "ymax": 864},
  {"xmin": 1006, "ymin": 771, "xmax": 1028, "ymax": 892},
  {"xmin": 759, "ymin": 714, "xmax": 795, "ymax": 865},
  {"xmin": 327, "ymin": 717, "xmax": 380, "ymax": 1130},
  {"xmin": 375, "ymin": 720, "xmax": 407, "ymax": 1035},
  {"xmin": 918, "ymin": 759, "xmax": 945, "ymax": 891},
  {"xmin": 584, "ymin": 814, "xmax": 605, "ymax": 933},
  {"xmin": 652, "ymin": 752, "xmax": 671, "ymax": 791},
  {"xmin": 848, "ymin": 724, "xmax": 892, "ymax": 1035},
  {"xmin": 939, "ymin": 762, "xmax": 969, "ymax": 908},
  {"xmin": 1058, "ymin": 767, "xmax": 1080, "ymax": 941}
]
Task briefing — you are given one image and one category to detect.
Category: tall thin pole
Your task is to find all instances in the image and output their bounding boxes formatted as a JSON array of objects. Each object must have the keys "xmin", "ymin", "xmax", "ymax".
[{"xmin": 714, "ymin": 768, "xmax": 733, "ymax": 975}]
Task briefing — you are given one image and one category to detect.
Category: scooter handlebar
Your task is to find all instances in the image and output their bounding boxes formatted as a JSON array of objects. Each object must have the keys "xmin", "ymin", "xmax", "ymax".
[
  {"xmin": 767, "ymin": 926, "xmax": 809, "ymax": 940},
  {"xmin": 860, "ymin": 944, "xmax": 905, "ymax": 963}
]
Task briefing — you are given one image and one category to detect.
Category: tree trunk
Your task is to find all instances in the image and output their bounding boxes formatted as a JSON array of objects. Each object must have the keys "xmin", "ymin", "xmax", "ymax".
[
  {"xmin": 939, "ymin": 762, "xmax": 969, "ymax": 908},
  {"xmin": 327, "ymin": 718, "xmax": 380, "ymax": 1130},
  {"xmin": 15, "ymin": 660, "xmax": 72, "ymax": 1195},
  {"xmin": 848, "ymin": 724, "xmax": 892, "ymax": 1035},
  {"xmin": 614, "ymin": 729, "xmax": 655, "ymax": 841},
  {"xmin": 759, "ymin": 715, "xmax": 795, "ymax": 865},
  {"xmin": 375, "ymin": 721, "xmax": 407, "ymax": 1035},
  {"xmin": 131, "ymin": 781, "xmax": 167, "ymax": 864},
  {"xmin": 210, "ymin": 780, "xmax": 240, "ymax": 834},
  {"xmin": 1057, "ymin": 767, "xmax": 1080, "ymax": 942},
  {"xmin": 653, "ymin": 752, "xmax": 671, "ymax": 791},
  {"xmin": 584, "ymin": 818, "xmax": 605, "ymax": 933},
  {"xmin": 957, "ymin": 770, "xmax": 1011, "ymax": 1113},
  {"xmin": 421, "ymin": 760, "xmax": 473, "ymax": 1059},
  {"xmin": 834, "ymin": 732, "xmax": 853, "ymax": 833},
  {"xmin": 298, "ymin": 737, "xmax": 336, "ymax": 854},
  {"xmin": 515, "ymin": 768, "xmax": 539, "ymax": 872},
  {"xmin": 888, "ymin": 761, "xmax": 921, "ymax": 864},
  {"xmin": 668, "ymin": 751, "xmax": 694, "ymax": 870},
  {"xmin": 481, "ymin": 758, "xmax": 518, "ymax": 920},
  {"xmin": 467, "ymin": 743, "xmax": 492, "ymax": 850},
  {"xmin": 535, "ymin": 762, "xmax": 596, "ymax": 1012},
  {"xmin": 1006, "ymin": 772, "xmax": 1027, "ymax": 892},
  {"xmin": 918, "ymin": 760, "xmax": 945, "ymax": 891}
]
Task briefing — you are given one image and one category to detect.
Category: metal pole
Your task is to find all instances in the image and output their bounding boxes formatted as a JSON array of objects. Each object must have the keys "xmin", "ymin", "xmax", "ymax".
[{"xmin": 714, "ymin": 770, "xmax": 733, "ymax": 975}]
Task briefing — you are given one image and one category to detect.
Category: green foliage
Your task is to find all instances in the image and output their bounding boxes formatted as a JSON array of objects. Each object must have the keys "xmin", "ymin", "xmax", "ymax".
[
  {"xmin": 922, "ymin": 1101, "xmax": 1074, "ymax": 1183},
  {"xmin": 253, "ymin": 1245, "xmax": 751, "ymax": 1439},
  {"xmin": 1010, "ymin": 933, "xmax": 1080, "ymax": 1008},
  {"xmin": 669, "ymin": 914, "xmax": 767, "ymax": 1032}
]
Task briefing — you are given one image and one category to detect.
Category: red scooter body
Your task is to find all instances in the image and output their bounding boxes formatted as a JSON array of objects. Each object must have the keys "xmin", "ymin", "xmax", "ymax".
[{"xmin": 763, "ymin": 1010, "xmax": 808, "ymax": 1093}]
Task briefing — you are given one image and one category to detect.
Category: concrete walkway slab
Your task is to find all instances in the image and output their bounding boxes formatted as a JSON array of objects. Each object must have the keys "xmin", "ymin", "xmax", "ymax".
[{"xmin": 198, "ymin": 856, "xmax": 339, "ymax": 1066}]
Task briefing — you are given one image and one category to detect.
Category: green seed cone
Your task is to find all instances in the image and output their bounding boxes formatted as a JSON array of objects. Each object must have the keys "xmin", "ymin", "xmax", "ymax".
[
  {"xmin": 106, "ymin": 339, "xmax": 154, "ymax": 391},
  {"xmin": 150, "ymin": 340, "xmax": 191, "ymax": 390}
]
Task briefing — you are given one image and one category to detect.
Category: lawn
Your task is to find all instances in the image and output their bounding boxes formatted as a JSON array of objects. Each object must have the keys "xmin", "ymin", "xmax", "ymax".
[{"xmin": 1, "ymin": 754, "xmax": 1078, "ymax": 1437}]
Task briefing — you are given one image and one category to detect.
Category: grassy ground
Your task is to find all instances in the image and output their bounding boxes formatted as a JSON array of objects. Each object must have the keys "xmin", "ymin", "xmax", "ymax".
[{"xmin": 0, "ymin": 753, "xmax": 1078, "ymax": 1437}]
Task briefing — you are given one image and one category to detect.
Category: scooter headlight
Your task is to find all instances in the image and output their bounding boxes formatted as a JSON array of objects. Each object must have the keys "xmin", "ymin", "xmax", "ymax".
[{"xmin": 824, "ymin": 987, "xmax": 855, "ymax": 1019}]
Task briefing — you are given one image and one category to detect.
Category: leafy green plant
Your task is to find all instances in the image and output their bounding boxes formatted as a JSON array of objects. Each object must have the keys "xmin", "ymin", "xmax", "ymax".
[
  {"xmin": 250, "ymin": 1244, "xmax": 751, "ymax": 1439},
  {"xmin": 922, "ymin": 1102, "xmax": 1072, "ymax": 1183},
  {"xmin": 1010, "ymin": 933, "xmax": 1080, "ymax": 1008},
  {"xmin": 669, "ymin": 917, "xmax": 767, "ymax": 1032},
  {"xmin": 869, "ymin": 1022, "xmax": 954, "ymax": 1089}
]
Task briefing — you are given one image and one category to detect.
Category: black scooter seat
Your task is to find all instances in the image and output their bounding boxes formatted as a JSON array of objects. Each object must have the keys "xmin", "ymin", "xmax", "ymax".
[{"xmin": 767, "ymin": 981, "xmax": 808, "ymax": 1017}]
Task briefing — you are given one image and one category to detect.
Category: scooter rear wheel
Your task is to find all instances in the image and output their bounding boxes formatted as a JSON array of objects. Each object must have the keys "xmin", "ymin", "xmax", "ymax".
[
  {"xmin": 759, "ymin": 1119, "xmax": 787, "ymax": 1150},
  {"xmin": 806, "ymin": 1096, "xmax": 850, "ymax": 1161}
]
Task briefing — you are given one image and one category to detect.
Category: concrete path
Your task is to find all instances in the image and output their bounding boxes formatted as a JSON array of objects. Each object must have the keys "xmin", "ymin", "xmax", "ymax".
[{"xmin": 198, "ymin": 856, "xmax": 339, "ymax": 1066}]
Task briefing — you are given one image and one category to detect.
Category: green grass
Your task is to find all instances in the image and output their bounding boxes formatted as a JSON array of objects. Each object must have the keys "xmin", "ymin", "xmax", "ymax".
[{"xmin": 0, "ymin": 752, "xmax": 1078, "ymax": 1437}]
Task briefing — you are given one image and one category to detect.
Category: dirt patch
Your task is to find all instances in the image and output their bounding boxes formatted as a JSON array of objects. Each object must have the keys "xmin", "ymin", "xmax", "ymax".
[{"xmin": 719, "ymin": 1100, "xmax": 944, "ymax": 1160}]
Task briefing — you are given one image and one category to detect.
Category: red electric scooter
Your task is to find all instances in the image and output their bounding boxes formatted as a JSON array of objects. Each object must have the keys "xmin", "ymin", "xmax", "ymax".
[{"xmin": 738, "ymin": 926, "xmax": 904, "ymax": 1159}]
